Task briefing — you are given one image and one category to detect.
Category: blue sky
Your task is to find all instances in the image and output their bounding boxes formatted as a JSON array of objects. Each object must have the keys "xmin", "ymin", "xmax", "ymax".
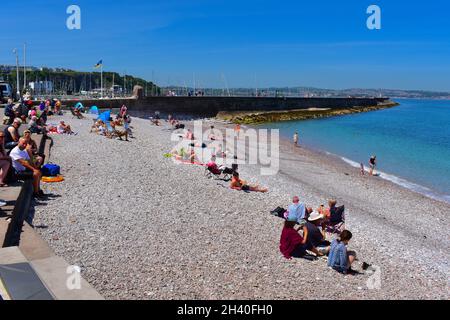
[{"xmin": 1, "ymin": 0, "xmax": 450, "ymax": 90}]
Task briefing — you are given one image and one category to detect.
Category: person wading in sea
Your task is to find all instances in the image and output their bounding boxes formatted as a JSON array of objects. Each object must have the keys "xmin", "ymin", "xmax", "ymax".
[
  {"xmin": 369, "ymin": 155, "xmax": 377, "ymax": 176},
  {"xmin": 293, "ymin": 131, "xmax": 299, "ymax": 147}
]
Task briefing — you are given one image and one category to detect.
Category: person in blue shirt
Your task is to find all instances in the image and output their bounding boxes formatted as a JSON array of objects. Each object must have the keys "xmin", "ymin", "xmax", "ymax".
[
  {"xmin": 287, "ymin": 196, "xmax": 306, "ymax": 223},
  {"xmin": 327, "ymin": 230, "xmax": 357, "ymax": 274}
]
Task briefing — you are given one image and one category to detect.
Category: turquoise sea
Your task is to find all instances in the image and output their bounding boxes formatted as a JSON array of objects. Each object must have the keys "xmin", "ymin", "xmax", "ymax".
[{"xmin": 259, "ymin": 99, "xmax": 450, "ymax": 203}]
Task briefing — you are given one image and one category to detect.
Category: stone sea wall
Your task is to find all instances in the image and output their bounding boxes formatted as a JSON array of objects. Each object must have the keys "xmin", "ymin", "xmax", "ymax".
[{"xmin": 60, "ymin": 96, "xmax": 394, "ymax": 122}]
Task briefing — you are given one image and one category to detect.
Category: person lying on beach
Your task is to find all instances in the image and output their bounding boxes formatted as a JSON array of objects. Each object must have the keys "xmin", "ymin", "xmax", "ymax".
[
  {"xmin": 327, "ymin": 230, "xmax": 357, "ymax": 274},
  {"xmin": 171, "ymin": 147, "xmax": 189, "ymax": 161},
  {"xmin": 280, "ymin": 216, "xmax": 323, "ymax": 259},
  {"xmin": 230, "ymin": 172, "xmax": 268, "ymax": 193},
  {"xmin": 57, "ymin": 121, "xmax": 75, "ymax": 135}
]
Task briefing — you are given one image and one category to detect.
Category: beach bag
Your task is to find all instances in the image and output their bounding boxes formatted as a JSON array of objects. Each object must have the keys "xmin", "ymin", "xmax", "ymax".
[
  {"xmin": 41, "ymin": 163, "xmax": 61, "ymax": 177},
  {"xmin": 270, "ymin": 207, "xmax": 286, "ymax": 218}
]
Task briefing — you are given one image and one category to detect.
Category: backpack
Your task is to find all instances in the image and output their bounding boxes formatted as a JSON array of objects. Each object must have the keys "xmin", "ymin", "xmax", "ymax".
[
  {"xmin": 41, "ymin": 164, "xmax": 61, "ymax": 177},
  {"xmin": 270, "ymin": 207, "xmax": 287, "ymax": 218}
]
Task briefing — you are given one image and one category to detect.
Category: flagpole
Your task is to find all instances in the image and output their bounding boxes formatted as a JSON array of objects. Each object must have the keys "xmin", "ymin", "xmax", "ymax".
[
  {"xmin": 101, "ymin": 64, "xmax": 103, "ymax": 99},
  {"xmin": 112, "ymin": 73, "xmax": 115, "ymax": 98}
]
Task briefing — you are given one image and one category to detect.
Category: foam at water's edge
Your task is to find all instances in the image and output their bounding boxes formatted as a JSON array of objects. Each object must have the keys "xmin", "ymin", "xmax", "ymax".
[{"xmin": 337, "ymin": 155, "xmax": 450, "ymax": 204}]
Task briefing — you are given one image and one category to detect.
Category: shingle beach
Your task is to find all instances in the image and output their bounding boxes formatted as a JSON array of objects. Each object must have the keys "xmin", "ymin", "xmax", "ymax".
[{"xmin": 33, "ymin": 113, "xmax": 450, "ymax": 300}]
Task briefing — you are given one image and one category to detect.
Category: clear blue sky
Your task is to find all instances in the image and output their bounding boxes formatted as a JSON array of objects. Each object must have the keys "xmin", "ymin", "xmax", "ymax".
[{"xmin": 1, "ymin": 0, "xmax": 450, "ymax": 91}]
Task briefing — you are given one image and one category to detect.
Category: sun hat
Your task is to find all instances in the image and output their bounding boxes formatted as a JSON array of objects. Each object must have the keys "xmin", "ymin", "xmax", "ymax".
[{"xmin": 308, "ymin": 211, "xmax": 324, "ymax": 222}]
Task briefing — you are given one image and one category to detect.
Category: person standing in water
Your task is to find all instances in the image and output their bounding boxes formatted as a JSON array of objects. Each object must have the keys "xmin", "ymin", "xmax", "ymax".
[
  {"xmin": 369, "ymin": 155, "xmax": 377, "ymax": 176},
  {"xmin": 293, "ymin": 131, "xmax": 299, "ymax": 147}
]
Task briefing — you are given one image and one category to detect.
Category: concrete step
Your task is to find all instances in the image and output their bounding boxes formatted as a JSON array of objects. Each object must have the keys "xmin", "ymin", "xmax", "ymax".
[{"xmin": 0, "ymin": 246, "xmax": 103, "ymax": 300}]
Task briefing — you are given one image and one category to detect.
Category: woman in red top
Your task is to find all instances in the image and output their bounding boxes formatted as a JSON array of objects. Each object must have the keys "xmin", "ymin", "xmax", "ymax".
[{"xmin": 280, "ymin": 218, "xmax": 322, "ymax": 259}]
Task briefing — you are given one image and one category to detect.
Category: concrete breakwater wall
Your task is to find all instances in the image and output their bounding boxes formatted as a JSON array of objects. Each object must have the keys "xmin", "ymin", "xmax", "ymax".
[{"xmin": 61, "ymin": 96, "xmax": 390, "ymax": 117}]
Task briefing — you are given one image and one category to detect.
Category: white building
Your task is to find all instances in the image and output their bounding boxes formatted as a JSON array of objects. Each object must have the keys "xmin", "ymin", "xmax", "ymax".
[{"xmin": 29, "ymin": 81, "xmax": 53, "ymax": 94}]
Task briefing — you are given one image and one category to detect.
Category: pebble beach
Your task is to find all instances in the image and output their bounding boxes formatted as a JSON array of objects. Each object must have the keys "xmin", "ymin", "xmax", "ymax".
[{"xmin": 33, "ymin": 113, "xmax": 450, "ymax": 300}]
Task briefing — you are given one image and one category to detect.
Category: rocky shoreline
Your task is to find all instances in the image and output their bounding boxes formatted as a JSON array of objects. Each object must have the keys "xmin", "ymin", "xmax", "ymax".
[
  {"xmin": 216, "ymin": 101, "xmax": 399, "ymax": 124},
  {"xmin": 33, "ymin": 112, "xmax": 449, "ymax": 300}
]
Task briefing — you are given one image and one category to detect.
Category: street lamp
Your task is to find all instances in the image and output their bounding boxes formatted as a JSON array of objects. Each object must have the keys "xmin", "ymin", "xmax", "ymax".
[{"xmin": 12, "ymin": 48, "xmax": 20, "ymax": 99}]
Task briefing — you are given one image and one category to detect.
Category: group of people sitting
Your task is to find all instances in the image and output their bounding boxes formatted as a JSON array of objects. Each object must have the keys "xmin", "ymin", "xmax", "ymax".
[
  {"xmin": 3, "ymin": 97, "xmax": 75, "ymax": 137},
  {"xmin": 279, "ymin": 196, "xmax": 357, "ymax": 274},
  {"xmin": 90, "ymin": 106, "xmax": 132, "ymax": 141},
  {"xmin": 168, "ymin": 121, "xmax": 269, "ymax": 193},
  {"xmin": 0, "ymin": 120, "xmax": 46, "ymax": 199},
  {"xmin": 163, "ymin": 115, "xmax": 360, "ymax": 274},
  {"xmin": 3, "ymin": 98, "xmax": 62, "ymax": 126},
  {"xmin": 0, "ymin": 95, "xmax": 78, "ymax": 205}
]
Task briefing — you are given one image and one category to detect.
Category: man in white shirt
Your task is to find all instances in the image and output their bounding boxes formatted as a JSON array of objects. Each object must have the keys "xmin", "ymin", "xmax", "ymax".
[{"xmin": 10, "ymin": 138, "xmax": 43, "ymax": 198}]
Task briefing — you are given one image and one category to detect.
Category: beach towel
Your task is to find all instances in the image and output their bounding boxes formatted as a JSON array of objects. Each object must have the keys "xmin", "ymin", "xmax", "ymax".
[{"xmin": 41, "ymin": 175, "xmax": 65, "ymax": 183}]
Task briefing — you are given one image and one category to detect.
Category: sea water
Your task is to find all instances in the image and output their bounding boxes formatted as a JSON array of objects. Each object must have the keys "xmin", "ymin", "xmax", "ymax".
[{"xmin": 259, "ymin": 99, "xmax": 450, "ymax": 204}]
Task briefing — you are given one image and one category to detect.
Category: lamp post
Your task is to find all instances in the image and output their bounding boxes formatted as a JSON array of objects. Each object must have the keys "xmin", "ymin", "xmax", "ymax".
[
  {"xmin": 12, "ymin": 48, "xmax": 20, "ymax": 99},
  {"xmin": 23, "ymin": 43, "xmax": 27, "ymax": 92}
]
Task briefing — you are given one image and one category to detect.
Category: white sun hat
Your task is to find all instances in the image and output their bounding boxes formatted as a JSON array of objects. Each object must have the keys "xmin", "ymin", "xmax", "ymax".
[{"xmin": 308, "ymin": 211, "xmax": 324, "ymax": 222}]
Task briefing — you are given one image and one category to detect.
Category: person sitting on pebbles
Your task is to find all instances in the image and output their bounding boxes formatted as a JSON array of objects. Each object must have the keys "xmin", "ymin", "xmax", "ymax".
[
  {"xmin": 57, "ymin": 121, "xmax": 75, "ymax": 135},
  {"xmin": 23, "ymin": 130, "xmax": 45, "ymax": 168},
  {"xmin": 305, "ymin": 211, "xmax": 331, "ymax": 255},
  {"xmin": 280, "ymin": 215, "xmax": 323, "ymax": 259},
  {"xmin": 327, "ymin": 230, "xmax": 357, "ymax": 274},
  {"xmin": 230, "ymin": 172, "xmax": 268, "ymax": 193}
]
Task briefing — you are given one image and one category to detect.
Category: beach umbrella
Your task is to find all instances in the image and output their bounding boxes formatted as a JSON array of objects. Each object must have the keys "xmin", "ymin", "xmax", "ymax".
[
  {"xmin": 97, "ymin": 110, "xmax": 111, "ymax": 123},
  {"xmin": 89, "ymin": 105, "xmax": 99, "ymax": 115}
]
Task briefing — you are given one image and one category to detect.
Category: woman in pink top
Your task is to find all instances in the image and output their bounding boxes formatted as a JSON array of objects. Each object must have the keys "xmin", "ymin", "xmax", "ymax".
[{"xmin": 279, "ymin": 218, "xmax": 322, "ymax": 259}]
